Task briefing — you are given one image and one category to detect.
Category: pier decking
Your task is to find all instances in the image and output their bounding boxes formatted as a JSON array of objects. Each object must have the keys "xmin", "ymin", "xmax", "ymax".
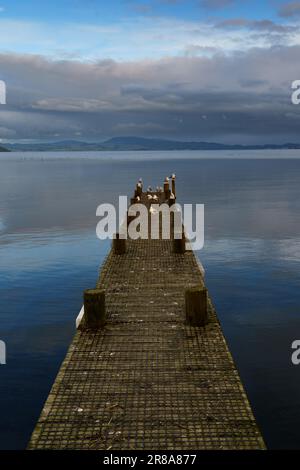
[{"xmin": 28, "ymin": 177, "xmax": 265, "ymax": 450}]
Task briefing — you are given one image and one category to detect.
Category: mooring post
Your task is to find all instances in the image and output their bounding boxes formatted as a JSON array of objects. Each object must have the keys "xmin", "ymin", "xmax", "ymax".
[
  {"xmin": 173, "ymin": 229, "xmax": 186, "ymax": 253},
  {"xmin": 113, "ymin": 232, "xmax": 126, "ymax": 254},
  {"xmin": 136, "ymin": 182, "xmax": 142, "ymax": 197},
  {"xmin": 171, "ymin": 174, "xmax": 176, "ymax": 198},
  {"xmin": 164, "ymin": 177, "xmax": 170, "ymax": 199},
  {"xmin": 185, "ymin": 286, "xmax": 208, "ymax": 326},
  {"xmin": 83, "ymin": 288, "xmax": 106, "ymax": 328}
]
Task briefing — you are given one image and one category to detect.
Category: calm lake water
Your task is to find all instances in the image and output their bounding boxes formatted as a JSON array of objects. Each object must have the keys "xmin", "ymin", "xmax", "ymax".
[{"xmin": 0, "ymin": 150, "xmax": 300, "ymax": 449}]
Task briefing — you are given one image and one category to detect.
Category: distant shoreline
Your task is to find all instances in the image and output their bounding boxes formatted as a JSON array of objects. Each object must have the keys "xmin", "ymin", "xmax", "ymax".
[{"xmin": 4, "ymin": 136, "xmax": 300, "ymax": 153}]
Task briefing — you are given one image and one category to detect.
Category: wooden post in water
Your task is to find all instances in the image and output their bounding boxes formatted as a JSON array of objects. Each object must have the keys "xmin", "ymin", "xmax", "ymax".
[
  {"xmin": 83, "ymin": 288, "xmax": 106, "ymax": 328},
  {"xmin": 136, "ymin": 182, "xmax": 142, "ymax": 197},
  {"xmin": 113, "ymin": 233, "xmax": 126, "ymax": 254},
  {"xmin": 171, "ymin": 174, "xmax": 176, "ymax": 198},
  {"xmin": 185, "ymin": 286, "xmax": 208, "ymax": 326},
  {"xmin": 164, "ymin": 177, "xmax": 170, "ymax": 200}
]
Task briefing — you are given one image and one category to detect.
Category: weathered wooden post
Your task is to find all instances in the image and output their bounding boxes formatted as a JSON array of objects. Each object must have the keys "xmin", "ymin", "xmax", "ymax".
[
  {"xmin": 171, "ymin": 173, "xmax": 176, "ymax": 198},
  {"xmin": 83, "ymin": 288, "xmax": 106, "ymax": 328},
  {"xmin": 136, "ymin": 182, "xmax": 142, "ymax": 197},
  {"xmin": 173, "ymin": 229, "xmax": 186, "ymax": 253},
  {"xmin": 185, "ymin": 286, "xmax": 208, "ymax": 326},
  {"xmin": 164, "ymin": 177, "xmax": 170, "ymax": 199},
  {"xmin": 113, "ymin": 232, "xmax": 126, "ymax": 254}
]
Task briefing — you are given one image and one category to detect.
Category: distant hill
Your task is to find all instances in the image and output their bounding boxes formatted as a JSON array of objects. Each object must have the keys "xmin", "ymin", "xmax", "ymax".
[
  {"xmin": 5, "ymin": 136, "xmax": 300, "ymax": 152},
  {"xmin": 102, "ymin": 137, "xmax": 300, "ymax": 151},
  {"xmin": 0, "ymin": 145, "xmax": 10, "ymax": 152}
]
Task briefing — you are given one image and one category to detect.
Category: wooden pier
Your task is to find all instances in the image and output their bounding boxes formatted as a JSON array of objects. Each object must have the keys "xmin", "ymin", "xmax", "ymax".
[{"xmin": 28, "ymin": 176, "xmax": 265, "ymax": 450}]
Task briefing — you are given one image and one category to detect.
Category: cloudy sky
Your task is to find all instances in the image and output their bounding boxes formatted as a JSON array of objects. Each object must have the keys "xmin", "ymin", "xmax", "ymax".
[{"xmin": 0, "ymin": 0, "xmax": 300, "ymax": 143}]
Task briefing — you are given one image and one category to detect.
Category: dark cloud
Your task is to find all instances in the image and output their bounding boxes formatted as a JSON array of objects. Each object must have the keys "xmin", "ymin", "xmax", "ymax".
[
  {"xmin": 216, "ymin": 18, "xmax": 294, "ymax": 33},
  {"xmin": 251, "ymin": 20, "xmax": 292, "ymax": 33},
  {"xmin": 279, "ymin": 1, "xmax": 300, "ymax": 17},
  {"xmin": 0, "ymin": 46, "xmax": 299, "ymax": 144},
  {"xmin": 216, "ymin": 18, "xmax": 248, "ymax": 27}
]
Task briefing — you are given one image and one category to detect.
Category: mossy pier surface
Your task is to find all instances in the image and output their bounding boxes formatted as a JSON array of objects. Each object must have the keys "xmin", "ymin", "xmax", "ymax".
[{"xmin": 28, "ymin": 177, "xmax": 265, "ymax": 450}]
